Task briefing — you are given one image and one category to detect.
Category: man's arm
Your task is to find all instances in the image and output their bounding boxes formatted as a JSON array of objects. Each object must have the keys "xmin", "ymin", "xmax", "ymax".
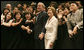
[
  {"xmin": 76, "ymin": 9, "xmax": 83, "ymax": 29},
  {"xmin": 66, "ymin": 14, "xmax": 73, "ymax": 37}
]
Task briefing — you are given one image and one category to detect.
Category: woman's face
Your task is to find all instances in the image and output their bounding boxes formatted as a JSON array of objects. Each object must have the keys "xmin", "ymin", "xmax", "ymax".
[
  {"xmin": 4, "ymin": 9, "xmax": 9, "ymax": 15},
  {"xmin": 28, "ymin": 7, "xmax": 33, "ymax": 13},
  {"xmin": 25, "ymin": 14, "xmax": 31, "ymax": 20},
  {"xmin": 16, "ymin": 13, "xmax": 21, "ymax": 20},
  {"xmin": 14, "ymin": 7, "xmax": 18, "ymax": 12},
  {"xmin": 47, "ymin": 9, "xmax": 53, "ymax": 17},
  {"xmin": 58, "ymin": 5, "xmax": 62, "ymax": 9},
  {"xmin": 58, "ymin": 9, "xmax": 64, "ymax": 14},
  {"xmin": 23, "ymin": 4, "xmax": 27, "ymax": 9},
  {"xmin": 13, "ymin": 7, "xmax": 18, "ymax": 14},
  {"xmin": 64, "ymin": 8, "xmax": 69, "ymax": 15},
  {"xmin": 6, "ymin": 12, "xmax": 11, "ymax": 20},
  {"xmin": 17, "ymin": 4, "xmax": 21, "ymax": 7}
]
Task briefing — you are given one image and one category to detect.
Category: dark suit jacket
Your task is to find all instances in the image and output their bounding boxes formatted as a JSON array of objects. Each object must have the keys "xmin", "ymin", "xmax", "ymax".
[{"xmin": 33, "ymin": 11, "xmax": 49, "ymax": 39}]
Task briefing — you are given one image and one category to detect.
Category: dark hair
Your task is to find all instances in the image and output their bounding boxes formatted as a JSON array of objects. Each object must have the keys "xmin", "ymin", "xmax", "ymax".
[
  {"xmin": 3, "ymin": 8, "xmax": 10, "ymax": 15},
  {"xmin": 22, "ymin": 3, "xmax": 27, "ymax": 7},
  {"xmin": 24, "ymin": 12, "xmax": 33, "ymax": 20},
  {"xmin": 13, "ymin": 7, "xmax": 18, "ymax": 10},
  {"xmin": 4, "ymin": 12, "xmax": 12, "ymax": 22},
  {"xmin": 70, "ymin": 1, "xmax": 79, "ymax": 7},
  {"xmin": 50, "ymin": 1, "xmax": 58, "ymax": 8},
  {"xmin": 14, "ymin": 12, "xmax": 22, "ymax": 19},
  {"xmin": 64, "ymin": 7, "xmax": 70, "ymax": 11},
  {"xmin": 29, "ymin": 6, "xmax": 34, "ymax": 11}
]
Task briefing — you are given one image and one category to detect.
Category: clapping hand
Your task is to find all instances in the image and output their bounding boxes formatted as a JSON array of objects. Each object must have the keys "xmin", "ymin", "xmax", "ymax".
[
  {"xmin": 69, "ymin": 31, "xmax": 73, "ymax": 38},
  {"xmin": 27, "ymin": 29, "xmax": 32, "ymax": 34},
  {"xmin": 72, "ymin": 26, "xmax": 78, "ymax": 35}
]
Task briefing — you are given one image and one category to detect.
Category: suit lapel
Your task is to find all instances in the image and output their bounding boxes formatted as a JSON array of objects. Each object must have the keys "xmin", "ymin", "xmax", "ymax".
[{"xmin": 36, "ymin": 12, "xmax": 43, "ymax": 22}]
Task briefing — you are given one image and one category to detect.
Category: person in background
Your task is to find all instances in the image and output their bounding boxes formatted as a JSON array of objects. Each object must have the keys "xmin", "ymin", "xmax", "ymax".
[
  {"xmin": 6, "ymin": 4, "xmax": 12, "ymax": 13},
  {"xmin": 56, "ymin": 4, "xmax": 64, "ymax": 15},
  {"xmin": 1, "ymin": 12, "xmax": 13, "ymax": 49},
  {"xmin": 64, "ymin": 1, "xmax": 70, "ymax": 8},
  {"xmin": 1, "ymin": 12, "xmax": 13, "ymax": 27},
  {"xmin": 1, "ymin": 8, "xmax": 10, "ymax": 24},
  {"xmin": 17, "ymin": 3, "xmax": 22, "ymax": 11},
  {"xmin": 22, "ymin": 4, "xmax": 27, "ymax": 14},
  {"xmin": 26, "ymin": 6, "xmax": 34, "ymax": 14},
  {"xmin": 67, "ymin": 3, "xmax": 83, "ymax": 49},
  {"xmin": 11, "ymin": 12, "xmax": 23, "ymax": 49},
  {"xmin": 12, "ymin": 7, "xmax": 19, "ymax": 18},
  {"xmin": 75, "ymin": 1, "xmax": 83, "ymax": 9},
  {"xmin": 49, "ymin": 1, "xmax": 57, "ymax": 9},
  {"xmin": 55, "ymin": 7, "xmax": 69, "ymax": 49},
  {"xmin": 21, "ymin": 12, "xmax": 34, "ymax": 49}
]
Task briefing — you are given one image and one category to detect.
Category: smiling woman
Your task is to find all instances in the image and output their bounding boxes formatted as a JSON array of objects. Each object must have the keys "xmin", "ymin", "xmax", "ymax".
[{"xmin": 44, "ymin": 7, "xmax": 58, "ymax": 49}]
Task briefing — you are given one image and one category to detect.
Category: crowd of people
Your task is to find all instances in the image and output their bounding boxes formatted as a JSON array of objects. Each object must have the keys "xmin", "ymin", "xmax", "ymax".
[{"xmin": 1, "ymin": 1, "xmax": 83, "ymax": 49}]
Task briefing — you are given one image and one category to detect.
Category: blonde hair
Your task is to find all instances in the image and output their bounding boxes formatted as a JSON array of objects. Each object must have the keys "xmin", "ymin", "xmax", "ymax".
[{"xmin": 48, "ymin": 6, "xmax": 56, "ymax": 15}]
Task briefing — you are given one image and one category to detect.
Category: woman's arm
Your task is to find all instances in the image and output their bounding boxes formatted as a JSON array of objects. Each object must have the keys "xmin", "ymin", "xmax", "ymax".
[
  {"xmin": 2, "ymin": 20, "xmax": 13, "ymax": 27},
  {"xmin": 63, "ymin": 16, "xmax": 68, "ymax": 24},
  {"xmin": 50, "ymin": 19, "xmax": 58, "ymax": 43},
  {"xmin": 12, "ymin": 22, "xmax": 20, "ymax": 26},
  {"xmin": 12, "ymin": 18, "xmax": 23, "ymax": 26},
  {"xmin": 21, "ymin": 25, "xmax": 27, "ymax": 30}
]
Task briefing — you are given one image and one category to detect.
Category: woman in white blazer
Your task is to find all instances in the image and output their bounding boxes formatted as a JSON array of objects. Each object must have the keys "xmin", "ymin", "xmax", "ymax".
[{"xmin": 44, "ymin": 7, "xmax": 58, "ymax": 49}]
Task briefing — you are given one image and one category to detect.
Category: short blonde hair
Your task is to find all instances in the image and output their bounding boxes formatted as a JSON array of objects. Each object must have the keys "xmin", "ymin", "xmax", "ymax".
[{"xmin": 48, "ymin": 6, "xmax": 56, "ymax": 15}]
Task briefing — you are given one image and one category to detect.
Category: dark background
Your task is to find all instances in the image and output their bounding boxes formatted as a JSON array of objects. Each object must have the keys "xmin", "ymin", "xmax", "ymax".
[{"xmin": 1, "ymin": 1, "xmax": 65, "ymax": 12}]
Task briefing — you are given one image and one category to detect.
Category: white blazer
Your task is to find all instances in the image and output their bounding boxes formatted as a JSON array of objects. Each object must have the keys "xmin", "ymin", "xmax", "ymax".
[{"xmin": 45, "ymin": 16, "xmax": 58, "ymax": 43}]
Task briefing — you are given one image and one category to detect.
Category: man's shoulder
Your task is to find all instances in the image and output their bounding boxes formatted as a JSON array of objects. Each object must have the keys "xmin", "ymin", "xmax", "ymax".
[
  {"xmin": 79, "ymin": 8, "xmax": 83, "ymax": 13},
  {"xmin": 76, "ymin": 8, "xmax": 83, "ymax": 13},
  {"xmin": 76, "ymin": 9, "xmax": 83, "ymax": 16},
  {"xmin": 39, "ymin": 11, "xmax": 48, "ymax": 18},
  {"xmin": 41, "ymin": 11, "xmax": 47, "ymax": 15}
]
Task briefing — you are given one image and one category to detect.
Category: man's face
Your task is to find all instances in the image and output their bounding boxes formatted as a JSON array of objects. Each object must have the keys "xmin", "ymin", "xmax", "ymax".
[
  {"xmin": 37, "ymin": 3, "xmax": 43, "ymax": 12},
  {"xmin": 70, "ymin": 3, "xmax": 77, "ymax": 11},
  {"xmin": 6, "ymin": 4, "xmax": 11, "ymax": 10}
]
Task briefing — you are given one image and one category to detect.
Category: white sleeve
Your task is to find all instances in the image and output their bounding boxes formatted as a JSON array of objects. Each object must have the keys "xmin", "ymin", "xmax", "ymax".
[{"xmin": 50, "ymin": 19, "xmax": 58, "ymax": 43}]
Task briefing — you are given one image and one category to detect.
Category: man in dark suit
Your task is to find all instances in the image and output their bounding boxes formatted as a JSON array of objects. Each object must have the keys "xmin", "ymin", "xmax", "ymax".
[{"xmin": 33, "ymin": 2, "xmax": 49, "ymax": 49}]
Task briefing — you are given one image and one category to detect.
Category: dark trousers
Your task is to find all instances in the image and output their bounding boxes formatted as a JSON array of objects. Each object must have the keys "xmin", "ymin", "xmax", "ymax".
[
  {"xmin": 34, "ymin": 39, "xmax": 44, "ymax": 49},
  {"xmin": 70, "ymin": 29, "xmax": 83, "ymax": 49}
]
